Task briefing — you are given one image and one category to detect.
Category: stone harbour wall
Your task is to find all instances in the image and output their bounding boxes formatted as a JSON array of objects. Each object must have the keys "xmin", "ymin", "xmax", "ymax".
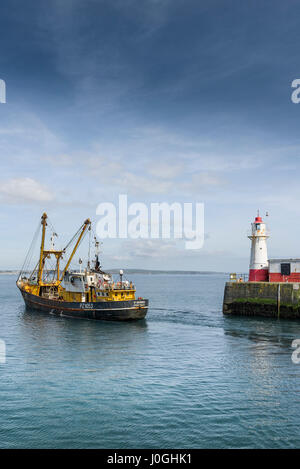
[{"xmin": 223, "ymin": 281, "xmax": 300, "ymax": 319}]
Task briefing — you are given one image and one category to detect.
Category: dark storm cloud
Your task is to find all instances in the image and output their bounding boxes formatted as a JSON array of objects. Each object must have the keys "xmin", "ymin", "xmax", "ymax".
[{"xmin": 0, "ymin": 0, "xmax": 299, "ymax": 129}]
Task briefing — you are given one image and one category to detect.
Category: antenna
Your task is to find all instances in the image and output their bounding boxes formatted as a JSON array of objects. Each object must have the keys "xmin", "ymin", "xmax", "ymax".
[
  {"xmin": 94, "ymin": 236, "xmax": 99, "ymax": 255},
  {"xmin": 94, "ymin": 235, "xmax": 102, "ymax": 271}
]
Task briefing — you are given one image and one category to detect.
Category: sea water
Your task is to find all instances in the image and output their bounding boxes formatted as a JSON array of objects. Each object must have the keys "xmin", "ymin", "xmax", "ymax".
[{"xmin": 0, "ymin": 273, "xmax": 300, "ymax": 448}]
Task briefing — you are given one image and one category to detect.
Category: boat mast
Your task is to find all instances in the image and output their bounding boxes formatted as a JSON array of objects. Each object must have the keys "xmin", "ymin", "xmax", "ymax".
[
  {"xmin": 94, "ymin": 237, "xmax": 101, "ymax": 271},
  {"xmin": 37, "ymin": 213, "xmax": 47, "ymax": 285},
  {"xmin": 60, "ymin": 219, "xmax": 91, "ymax": 281}
]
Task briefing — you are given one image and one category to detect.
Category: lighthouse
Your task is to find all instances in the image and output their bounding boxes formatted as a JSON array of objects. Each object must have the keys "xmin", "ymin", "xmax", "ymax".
[{"xmin": 248, "ymin": 211, "xmax": 269, "ymax": 281}]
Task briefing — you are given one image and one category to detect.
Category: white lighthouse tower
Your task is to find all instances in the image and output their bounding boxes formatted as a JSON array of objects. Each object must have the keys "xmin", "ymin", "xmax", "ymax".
[{"xmin": 248, "ymin": 211, "xmax": 269, "ymax": 282}]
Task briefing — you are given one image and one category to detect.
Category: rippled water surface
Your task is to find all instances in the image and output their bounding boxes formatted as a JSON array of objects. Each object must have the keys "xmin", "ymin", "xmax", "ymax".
[{"xmin": 0, "ymin": 273, "xmax": 300, "ymax": 448}]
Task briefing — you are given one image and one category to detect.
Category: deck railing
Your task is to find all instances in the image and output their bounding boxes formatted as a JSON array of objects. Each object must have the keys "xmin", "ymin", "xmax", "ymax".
[{"xmin": 228, "ymin": 273, "xmax": 249, "ymax": 282}]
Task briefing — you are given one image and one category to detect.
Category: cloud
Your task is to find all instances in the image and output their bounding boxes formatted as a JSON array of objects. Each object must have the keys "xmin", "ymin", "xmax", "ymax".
[
  {"xmin": 179, "ymin": 172, "xmax": 225, "ymax": 194},
  {"xmin": 148, "ymin": 162, "xmax": 182, "ymax": 179},
  {"xmin": 110, "ymin": 255, "xmax": 131, "ymax": 262},
  {"xmin": 0, "ymin": 110, "xmax": 67, "ymax": 173},
  {"xmin": 112, "ymin": 237, "xmax": 223, "ymax": 263},
  {"xmin": 45, "ymin": 154, "xmax": 73, "ymax": 166},
  {"xmin": 85, "ymin": 152, "xmax": 172, "ymax": 194},
  {"xmin": 121, "ymin": 171, "xmax": 173, "ymax": 194},
  {"xmin": 0, "ymin": 177, "xmax": 54, "ymax": 204},
  {"xmin": 123, "ymin": 238, "xmax": 178, "ymax": 258},
  {"xmin": 72, "ymin": 127, "xmax": 232, "ymax": 195}
]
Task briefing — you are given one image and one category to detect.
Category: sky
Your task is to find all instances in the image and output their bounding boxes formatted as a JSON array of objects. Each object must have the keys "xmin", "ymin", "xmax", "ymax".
[{"xmin": 1, "ymin": 0, "xmax": 300, "ymax": 271}]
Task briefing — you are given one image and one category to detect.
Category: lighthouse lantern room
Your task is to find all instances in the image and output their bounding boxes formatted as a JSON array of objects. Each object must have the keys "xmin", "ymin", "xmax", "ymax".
[{"xmin": 248, "ymin": 211, "xmax": 269, "ymax": 282}]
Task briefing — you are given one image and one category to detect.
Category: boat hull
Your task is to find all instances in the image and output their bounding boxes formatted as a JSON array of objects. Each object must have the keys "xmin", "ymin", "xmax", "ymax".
[{"xmin": 20, "ymin": 289, "xmax": 148, "ymax": 321}]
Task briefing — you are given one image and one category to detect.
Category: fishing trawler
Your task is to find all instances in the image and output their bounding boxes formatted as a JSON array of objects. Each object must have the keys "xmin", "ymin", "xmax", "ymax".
[{"xmin": 17, "ymin": 213, "xmax": 148, "ymax": 321}]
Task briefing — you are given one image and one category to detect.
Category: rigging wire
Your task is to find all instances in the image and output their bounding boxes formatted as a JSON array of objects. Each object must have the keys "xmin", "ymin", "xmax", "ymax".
[
  {"xmin": 71, "ymin": 227, "xmax": 89, "ymax": 266},
  {"xmin": 90, "ymin": 224, "xmax": 102, "ymax": 265},
  {"xmin": 62, "ymin": 222, "xmax": 86, "ymax": 253},
  {"xmin": 88, "ymin": 224, "xmax": 91, "ymax": 267},
  {"xmin": 65, "ymin": 223, "xmax": 91, "ymax": 272},
  {"xmin": 47, "ymin": 216, "xmax": 57, "ymax": 238},
  {"xmin": 18, "ymin": 220, "xmax": 41, "ymax": 279},
  {"xmin": 21, "ymin": 218, "xmax": 92, "ymax": 282},
  {"xmin": 29, "ymin": 260, "xmax": 39, "ymax": 282}
]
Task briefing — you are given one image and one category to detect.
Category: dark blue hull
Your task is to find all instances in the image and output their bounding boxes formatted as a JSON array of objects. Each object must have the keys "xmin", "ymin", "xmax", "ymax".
[{"xmin": 20, "ymin": 290, "xmax": 148, "ymax": 321}]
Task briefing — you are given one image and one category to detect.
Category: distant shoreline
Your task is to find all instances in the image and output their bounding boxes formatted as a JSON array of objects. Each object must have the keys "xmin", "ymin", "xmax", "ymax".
[
  {"xmin": 1, "ymin": 269, "xmax": 229, "ymax": 275},
  {"xmin": 109, "ymin": 269, "xmax": 228, "ymax": 275}
]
